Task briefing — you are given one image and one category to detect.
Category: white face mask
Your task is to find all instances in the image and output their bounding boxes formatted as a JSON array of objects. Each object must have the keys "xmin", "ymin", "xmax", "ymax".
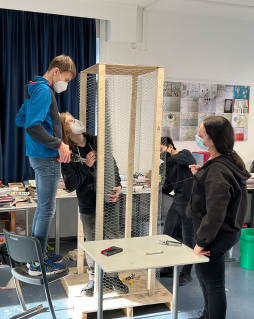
[
  {"xmin": 71, "ymin": 119, "xmax": 85, "ymax": 134},
  {"xmin": 54, "ymin": 72, "xmax": 68, "ymax": 93}
]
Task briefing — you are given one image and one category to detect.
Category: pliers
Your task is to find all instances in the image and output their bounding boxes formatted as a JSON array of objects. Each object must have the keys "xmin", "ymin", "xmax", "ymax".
[
  {"xmin": 121, "ymin": 273, "xmax": 135, "ymax": 285},
  {"xmin": 157, "ymin": 239, "xmax": 182, "ymax": 247}
]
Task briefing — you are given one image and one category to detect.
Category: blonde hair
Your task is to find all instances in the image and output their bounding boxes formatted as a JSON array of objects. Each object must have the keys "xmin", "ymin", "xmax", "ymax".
[
  {"xmin": 48, "ymin": 55, "xmax": 76, "ymax": 79},
  {"xmin": 60, "ymin": 112, "xmax": 90, "ymax": 150}
]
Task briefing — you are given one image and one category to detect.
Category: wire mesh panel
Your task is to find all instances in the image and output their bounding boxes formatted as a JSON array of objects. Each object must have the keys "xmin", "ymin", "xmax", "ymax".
[{"xmin": 79, "ymin": 63, "xmax": 164, "ymax": 297}]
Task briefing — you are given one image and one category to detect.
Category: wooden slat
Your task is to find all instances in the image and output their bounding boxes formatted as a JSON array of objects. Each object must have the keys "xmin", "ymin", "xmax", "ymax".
[
  {"xmin": 77, "ymin": 211, "xmax": 85, "ymax": 275},
  {"xmin": 125, "ymin": 75, "xmax": 138, "ymax": 238},
  {"xmin": 81, "ymin": 63, "xmax": 162, "ymax": 76},
  {"xmin": 148, "ymin": 67, "xmax": 164, "ymax": 292},
  {"xmin": 95, "ymin": 63, "xmax": 106, "ymax": 241},
  {"xmin": 79, "ymin": 71, "xmax": 87, "ymax": 128}
]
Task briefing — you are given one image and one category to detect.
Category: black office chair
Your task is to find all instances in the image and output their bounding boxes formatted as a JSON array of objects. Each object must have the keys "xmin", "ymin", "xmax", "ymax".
[{"xmin": 3, "ymin": 229, "xmax": 68, "ymax": 319}]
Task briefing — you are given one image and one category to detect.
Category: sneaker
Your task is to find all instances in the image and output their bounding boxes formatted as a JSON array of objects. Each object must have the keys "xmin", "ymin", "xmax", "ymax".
[
  {"xmin": 28, "ymin": 256, "xmax": 67, "ymax": 276},
  {"xmin": 26, "ymin": 252, "xmax": 63, "ymax": 269},
  {"xmin": 160, "ymin": 267, "xmax": 173, "ymax": 277},
  {"xmin": 45, "ymin": 251, "xmax": 63, "ymax": 264},
  {"xmin": 103, "ymin": 274, "xmax": 129, "ymax": 294},
  {"xmin": 80, "ymin": 280, "xmax": 94, "ymax": 297},
  {"xmin": 179, "ymin": 272, "xmax": 192, "ymax": 286}
]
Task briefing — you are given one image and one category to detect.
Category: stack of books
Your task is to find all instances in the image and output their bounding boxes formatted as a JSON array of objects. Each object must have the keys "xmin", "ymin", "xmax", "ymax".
[
  {"xmin": 8, "ymin": 182, "xmax": 26, "ymax": 192},
  {"xmin": 58, "ymin": 178, "xmax": 66, "ymax": 190},
  {"xmin": 0, "ymin": 189, "xmax": 14, "ymax": 208},
  {"xmin": 25, "ymin": 180, "xmax": 37, "ymax": 198},
  {"xmin": 247, "ymin": 173, "xmax": 254, "ymax": 188},
  {"xmin": 12, "ymin": 196, "xmax": 32, "ymax": 207}
]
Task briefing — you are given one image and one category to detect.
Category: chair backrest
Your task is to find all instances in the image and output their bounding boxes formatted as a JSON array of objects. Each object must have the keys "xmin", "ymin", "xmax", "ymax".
[{"xmin": 3, "ymin": 229, "xmax": 44, "ymax": 265}]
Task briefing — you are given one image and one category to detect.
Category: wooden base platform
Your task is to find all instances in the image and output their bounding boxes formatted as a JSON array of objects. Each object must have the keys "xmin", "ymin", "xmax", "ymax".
[{"xmin": 61, "ymin": 267, "xmax": 173, "ymax": 318}]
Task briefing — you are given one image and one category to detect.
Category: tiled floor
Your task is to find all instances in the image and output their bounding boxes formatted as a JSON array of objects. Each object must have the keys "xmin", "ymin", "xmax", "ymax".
[{"xmin": 1, "ymin": 238, "xmax": 254, "ymax": 319}]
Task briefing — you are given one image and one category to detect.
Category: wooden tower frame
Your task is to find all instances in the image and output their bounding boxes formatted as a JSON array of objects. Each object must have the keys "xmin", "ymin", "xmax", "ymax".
[{"xmin": 62, "ymin": 64, "xmax": 173, "ymax": 318}]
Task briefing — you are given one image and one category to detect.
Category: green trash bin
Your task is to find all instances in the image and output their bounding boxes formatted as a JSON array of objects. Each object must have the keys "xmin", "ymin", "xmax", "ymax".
[{"xmin": 239, "ymin": 228, "xmax": 254, "ymax": 270}]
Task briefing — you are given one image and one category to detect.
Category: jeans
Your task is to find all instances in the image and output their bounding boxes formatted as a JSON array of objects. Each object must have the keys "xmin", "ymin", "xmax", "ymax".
[
  {"xmin": 163, "ymin": 202, "xmax": 194, "ymax": 274},
  {"xmin": 193, "ymin": 221, "xmax": 240, "ymax": 319},
  {"xmin": 29, "ymin": 157, "xmax": 61, "ymax": 255},
  {"xmin": 80, "ymin": 212, "xmax": 96, "ymax": 280}
]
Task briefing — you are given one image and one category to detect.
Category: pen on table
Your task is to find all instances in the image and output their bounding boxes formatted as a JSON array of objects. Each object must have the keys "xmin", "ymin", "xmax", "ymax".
[{"xmin": 146, "ymin": 251, "xmax": 164, "ymax": 255}]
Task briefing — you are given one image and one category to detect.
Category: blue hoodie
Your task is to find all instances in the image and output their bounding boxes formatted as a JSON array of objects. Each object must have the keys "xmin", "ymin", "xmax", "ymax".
[{"xmin": 16, "ymin": 76, "xmax": 61, "ymax": 158}]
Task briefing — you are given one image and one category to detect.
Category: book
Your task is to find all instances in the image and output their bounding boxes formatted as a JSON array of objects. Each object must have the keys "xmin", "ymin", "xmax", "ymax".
[
  {"xmin": 0, "ymin": 194, "xmax": 14, "ymax": 207},
  {"xmin": 12, "ymin": 196, "xmax": 32, "ymax": 207}
]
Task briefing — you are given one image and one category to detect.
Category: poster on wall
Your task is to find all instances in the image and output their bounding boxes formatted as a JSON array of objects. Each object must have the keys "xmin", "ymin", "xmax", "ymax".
[{"xmin": 162, "ymin": 81, "xmax": 250, "ymax": 141}]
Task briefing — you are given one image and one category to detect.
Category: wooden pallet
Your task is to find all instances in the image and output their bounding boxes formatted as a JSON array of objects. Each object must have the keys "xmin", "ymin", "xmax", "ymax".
[{"xmin": 61, "ymin": 267, "xmax": 173, "ymax": 318}]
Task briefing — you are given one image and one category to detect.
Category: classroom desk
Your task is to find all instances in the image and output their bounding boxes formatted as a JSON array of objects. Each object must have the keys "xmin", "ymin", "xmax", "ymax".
[
  {"xmin": 54, "ymin": 192, "xmax": 77, "ymax": 254},
  {"xmin": 79, "ymin": 234, "xmax": 208, "ymax": 319},
  {"xmin": 33, "ymin": 191, "xmax": 78, "ymax": 254},
  {"xmin": 0, "ymin": 198, "xmax": 37, "ymax": 235}
]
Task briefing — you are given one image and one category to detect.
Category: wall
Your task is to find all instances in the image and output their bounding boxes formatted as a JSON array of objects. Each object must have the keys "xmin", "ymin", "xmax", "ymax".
[{"xmin": 101, "ymin": 9, "xmax": 254, "ymax": 169}]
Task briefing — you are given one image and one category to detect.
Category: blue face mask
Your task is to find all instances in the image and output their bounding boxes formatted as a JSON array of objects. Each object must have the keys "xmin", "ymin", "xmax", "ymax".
[{"xmin": 195, "ymin": 135, "xmax": 209, "ymax": 151}]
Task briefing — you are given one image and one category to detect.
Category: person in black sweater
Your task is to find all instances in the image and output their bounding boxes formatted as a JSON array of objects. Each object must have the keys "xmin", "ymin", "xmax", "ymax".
[
  {"xmin": 160, "ymin": 137, "xmax": 196, "ymax": 286},
  {"xmin": 187, "ymin": 116, "xmax": 250, "ymax": 319},
  {"xmin": 60, "ymin": 112, "xmax": 128, "ymax": 297}
]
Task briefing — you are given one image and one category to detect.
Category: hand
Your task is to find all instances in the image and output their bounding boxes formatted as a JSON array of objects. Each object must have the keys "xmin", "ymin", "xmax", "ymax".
[
  {"xmin": 58, "ymin": 142, "xmax": 71, "ymax": 163},
  {"xmin": 108, "ymin": 186, "xmax": 121, "ymax": 203},
  {"xmin": 145, "ymin": 170, "xmax": 152, "ymax": 187},
  {"xmin": 189, "ymin": 164, "xmax": 201, "ymax": 175},
  {"xmin": 85, "ymin": 151, "xmax": 96, "ymax": 167},
  {"xmin": 194, "ymin": 244, "xmax": 210, "ymax": 256}
]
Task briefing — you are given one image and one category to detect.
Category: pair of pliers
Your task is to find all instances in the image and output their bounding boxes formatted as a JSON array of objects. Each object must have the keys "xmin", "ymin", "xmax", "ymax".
[
  {"xmin": 157, "ymin": 239, "xmax": 182, "ymax": 247},
  {"xmin": 121, "ymin": 273, "xmax": 135, "ymax": 285}
]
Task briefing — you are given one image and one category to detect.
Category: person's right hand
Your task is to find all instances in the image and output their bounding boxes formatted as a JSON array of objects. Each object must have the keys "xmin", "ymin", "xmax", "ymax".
[
  {"xmin": 85, "ymin": 151, "xmax": 97, "ymax": 167},
  {"xmin": 189, "ymin": 164, "xmax": 201, "ymax": 175},
  {"xmin": 145, "ymin": 170, "xmax": 152, "ymax": 187},
  {"xmin": 58, "ymin": 142, "xmax": 71, "ymax": 163}
]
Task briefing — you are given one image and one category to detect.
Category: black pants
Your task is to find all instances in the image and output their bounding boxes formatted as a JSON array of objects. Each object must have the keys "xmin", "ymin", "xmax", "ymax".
[
  {"xmin": 194, "ymin": 223, "xmax": 240, "ymax": 319},
  {"xmin": 163, "ymin": 202, "xmax": 194, "ymax": 274}
]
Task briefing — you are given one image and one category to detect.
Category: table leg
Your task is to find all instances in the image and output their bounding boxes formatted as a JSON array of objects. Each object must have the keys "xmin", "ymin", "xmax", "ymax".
[
  {"xmin": 172, "ymin": 265, "xmax": 179, "ymax": 319},
  {"xmin": 98, "ymin": 266, "xmax": 103, "ymax": 319},
  {"xmin": 55, "ymin": 199, "xmax": 60, "ymax": 255},
  {"xmin": 25, "ymin": 208, "xmax": 29, "ymax": 236}
]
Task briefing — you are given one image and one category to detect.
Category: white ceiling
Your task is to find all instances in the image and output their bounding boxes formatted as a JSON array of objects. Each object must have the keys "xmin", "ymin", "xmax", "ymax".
[{"xmin": 98, "ymin": 0, "xmax": 254, "ymax": 20}]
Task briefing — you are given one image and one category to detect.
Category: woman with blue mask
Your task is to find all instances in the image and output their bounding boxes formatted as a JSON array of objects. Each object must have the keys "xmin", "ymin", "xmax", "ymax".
[{"xmin": 187, "ymin": 116, "xmax": 250, "ymax": 319}]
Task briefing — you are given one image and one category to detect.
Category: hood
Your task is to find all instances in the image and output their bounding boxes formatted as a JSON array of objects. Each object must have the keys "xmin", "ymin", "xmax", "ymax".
[
  {"xmin": 26, "ymin": 76, "xmax": 52, "ymax": 98},
  {"xmin": 205, "ymin": 154, "xmax": 251, "ymax": 184}
]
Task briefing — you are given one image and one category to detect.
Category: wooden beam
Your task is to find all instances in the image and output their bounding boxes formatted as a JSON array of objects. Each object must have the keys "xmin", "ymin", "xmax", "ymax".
[
  {"xmin": 79, "ymin": 72, "xmax": 87, "ymax": 127},
  {"xmin": 125, "ymin": 74, "xmax": 138, "ymax": 238},
  {"xmin": 95, "ymin": 64, "xmax": 106, "ymax": 241}
]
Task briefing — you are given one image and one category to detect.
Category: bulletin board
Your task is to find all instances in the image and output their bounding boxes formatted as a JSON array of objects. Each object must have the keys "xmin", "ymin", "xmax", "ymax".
[{"xmin": 162, "ymin": 81, "xmax": 250, "ymax": 141}]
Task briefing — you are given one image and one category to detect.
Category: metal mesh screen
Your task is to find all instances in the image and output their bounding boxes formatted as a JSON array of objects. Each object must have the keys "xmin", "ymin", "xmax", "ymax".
[{"xmin": 79, "ymin": 64, "xmax": 164, "ymax": 297}]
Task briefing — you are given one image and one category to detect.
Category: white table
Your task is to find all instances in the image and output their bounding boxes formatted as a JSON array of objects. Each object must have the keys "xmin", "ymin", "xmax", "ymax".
[
  {"xmin": 0, "ymin": 198, "xmax": 37, "ymax": 236},
  {"xmin": 32, "ymin": 191, "xmax": 77, "ymax": 254},
  {"xmin": 79, "ymin": 234, "xmax": 208, "ymax": 319},
  {"xmin": 54, "ymin": 192, "xmax": 77, "ymax": 254}
]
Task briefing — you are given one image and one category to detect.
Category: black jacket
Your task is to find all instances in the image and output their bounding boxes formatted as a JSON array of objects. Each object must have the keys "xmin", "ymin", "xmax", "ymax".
[
  {"xmin": 61, "ymin": 134, "xmax": 121, "ymax": 214},
  {"xmin": 162, "ymin": 149, "xmax": 196, "ymax": 205},
  {"xmin": 186, "ymin": 154, "xmax": 251, "ymax": 247}
]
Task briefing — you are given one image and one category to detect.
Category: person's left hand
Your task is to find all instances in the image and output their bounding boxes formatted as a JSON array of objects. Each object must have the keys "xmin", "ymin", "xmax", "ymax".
[
  {"xmin": 108, "ymin": 186, "xmax": 121, "ymax": 203},
  {"xmin": 194, "ymin": 244, "xmax": 210, "ymax": 256}
]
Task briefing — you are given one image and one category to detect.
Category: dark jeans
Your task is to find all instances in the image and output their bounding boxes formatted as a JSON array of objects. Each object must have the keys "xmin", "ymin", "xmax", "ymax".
[
  {"xmin": 194, "ymin": 222, "xmax": 240, "ymax": 319},
  {"xmin": 163, "ymin": 202, "xmax": 194, "ymax": 274}
]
